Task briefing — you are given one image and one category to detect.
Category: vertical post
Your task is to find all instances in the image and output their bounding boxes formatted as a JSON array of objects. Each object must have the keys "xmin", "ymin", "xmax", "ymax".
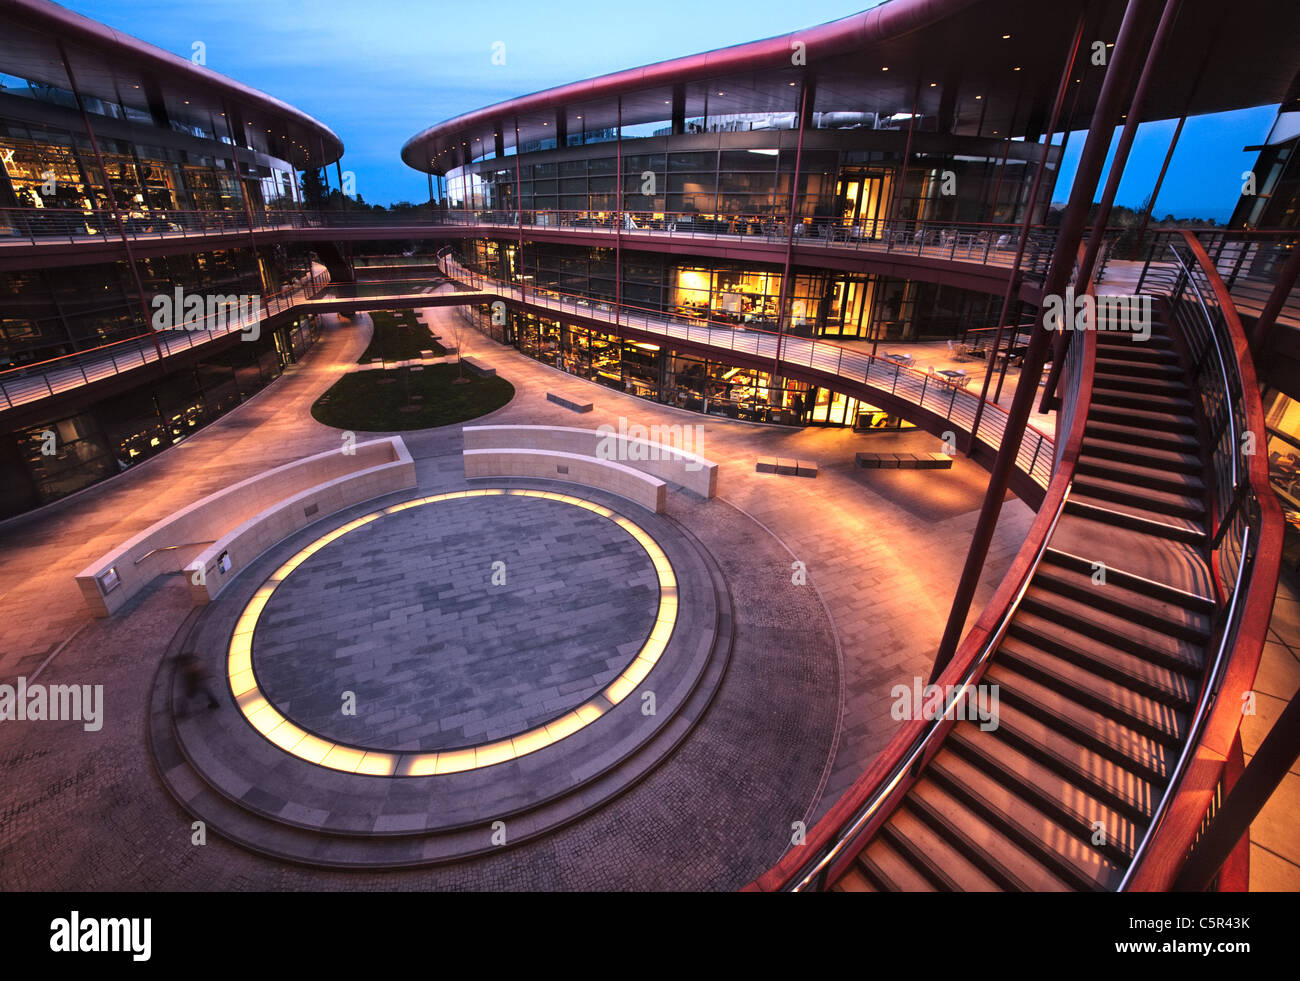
[
  {"xmin": 928, "ymin": 0, "xmax": 1164, "ymax": 683},
  {"xmin": 1173, "ymin": 691, "xmax": 1300, "ymax": 891},
  {"xmin": 1042, "ymin": 0, "xmax": 1183, "ymax": 411},
  {"xmin": 616, "ymin": 97, "xmax": 623, "ymax": 326},
  {"xmin": 968, "ymin": 10, "xmax": 1086, "ymax": 449},
  {"xmin": 514, "ymin": 116, "xmax": 524, "ymax": 296},
  {"xmin": 1133, "ymin": 114, "xmax": 1185, "ymax": 256},
  {"xmin": 887, "ymin": 79, "xmax": 922, "ymax": 230},
  {"xmin": 772, "ymin": 77, "xmax": 811, "ymax": 381},
  {"xmin": 1250, "ymin": 244, "xmax": 1300, "ymax": 356},
  {"xmin": 226, "ymin": 109, "xmax": 271, "ymax": 295},
  {"xmin": 985, "ymin": 87, "xmax": 1022, "ymax": 224},
  {"xmin": 57, "ymin": 41, "xmax": 163, "ymax": 364}
]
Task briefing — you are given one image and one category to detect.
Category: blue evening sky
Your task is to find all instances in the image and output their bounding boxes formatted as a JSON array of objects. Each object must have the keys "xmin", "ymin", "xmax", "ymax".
[{"xmin": 65, "ymin": 0, "xmax": 1277, "ymax": 219}]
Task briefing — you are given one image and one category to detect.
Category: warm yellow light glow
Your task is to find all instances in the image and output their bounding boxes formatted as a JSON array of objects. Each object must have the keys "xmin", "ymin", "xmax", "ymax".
[{"xmin": 226, "ymin": 489, "xmax": 678, "ymax": 777}]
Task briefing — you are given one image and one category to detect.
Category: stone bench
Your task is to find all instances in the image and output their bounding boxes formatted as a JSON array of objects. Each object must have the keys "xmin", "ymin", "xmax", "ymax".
[
  {"xmin": 855, "ymin": 452, "xmax": 954, "ymax": 470},
  {"xmin": 75, "ymin": 437, "xmax": 417, "ymax": 617},
  {"xmin": 463, "ymin": 424, "xmax": 717, "ymax": 499},
  {"xmin": 755, "ymin": 457, "xmax": 818, "ymax": 478},
  {"xmin": 546, "ymin": 392, "xmax": 594, "ymax": 413},
  {"xmin": 463, "ymin": 448, "xmax": 666, "ymax": 513},
  {"xmin": 461, "ymin": 356, "xmax": 494, "ymax": 377}
]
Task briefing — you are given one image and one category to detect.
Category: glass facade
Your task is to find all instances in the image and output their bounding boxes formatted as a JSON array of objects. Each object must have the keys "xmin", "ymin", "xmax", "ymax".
[
  {"xmin": 0, "ymin": 313, "xmax": 320, "ymax": 518},
  {"xmin": 444, "ymin": 129, "xmax": 1054, "ymax": 228},
  {"xmin": 0, "ymin": 243, "xmax": 315, "ymax": 368},
  {"xmin": 462, "ymin": 239, "xmax": 1003, "ymax": 342},
  {"xmin": 457, "ymin": 300, "xmax": 913, "ymax": 430}
]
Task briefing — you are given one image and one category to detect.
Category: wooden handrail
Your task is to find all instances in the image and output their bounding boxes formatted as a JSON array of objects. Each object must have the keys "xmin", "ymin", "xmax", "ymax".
[
  {"xmin": 748, "ymin": 275, "xmax": 1099, "ymax": 892},
  {"xmin": 1122, "ymin": 232, "xmax": 1284, "ymax": 891}
]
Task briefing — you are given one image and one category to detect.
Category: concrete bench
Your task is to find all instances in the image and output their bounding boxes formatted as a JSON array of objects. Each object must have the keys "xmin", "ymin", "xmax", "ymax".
[
  {"xmin": 75, "ymin": 437, "xmax": 417, "ymax": 617},
  {"xmin": 546, "ymin": 392, "xmax": 594, "ymax": 413},
  {"xmin": 461, "ymin": 356, "xmax": 494, "ymax": 377},
  {"xmin": 463, "ymin": 448, "xmax": 666, "ymax": 513},
  {"xmin": 756, "ymin": 457, "xmax": 818, "ymax": 478},
  {"xmin": 463, "ymin": 424, "xmax": 717, "ymax": 499},
  {"xmin": 855, "ymin": 452, "xmax": 953, "ymax": 470}
]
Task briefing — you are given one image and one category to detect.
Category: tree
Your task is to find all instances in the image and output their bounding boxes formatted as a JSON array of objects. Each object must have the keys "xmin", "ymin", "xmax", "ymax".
[{"xmin": 300, "ymin": 167, "xmax": 327, "ymax": 209}]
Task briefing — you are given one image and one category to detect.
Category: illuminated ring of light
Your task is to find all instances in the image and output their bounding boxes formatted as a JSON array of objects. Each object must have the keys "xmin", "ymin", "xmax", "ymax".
[{"xmin": 226, "ymin": 488, "xmax": 677, "ymax": 777}]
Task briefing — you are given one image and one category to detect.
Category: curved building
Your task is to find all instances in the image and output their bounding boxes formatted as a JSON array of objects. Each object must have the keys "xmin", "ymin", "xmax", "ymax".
[
  {"xmin": 401, "ymin": 0, "xmax": 1298, "ymax": 428},
  {"xmin": 0, "ymin": 0, "xmax": 343, "ymax": 516},
  {"xmin": 0, "ymin": 0, "xmax": 1297, "ymax": 899}
]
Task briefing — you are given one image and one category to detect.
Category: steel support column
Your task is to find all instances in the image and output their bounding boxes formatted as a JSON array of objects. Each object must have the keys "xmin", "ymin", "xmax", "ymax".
[
  {"xmin": 968, "ymin": 11, "xmax": 1087, "ymax": 452},
  {"xmin": 227, "ymin": 108, "xmax": 272, "ymax": 294},
  {"xmin": 514, "ymin": 116, "xmax": 524, "ymax": 297},
  {"xmin": 1042, "ymin": 0, "xmax": 1183, "ymax": 411},
  {"xmin": 1133, "ymin": 114, "xmax": 1186, "ymax": 255},
  {"xmin": 771, "ymin": 78, "xmax": 811, "ymax": 383},
  {"xmin": 1173, "ymin": 689, "xmax": 1300, "ymax": 891},
  {"xmin": 887, "ymin": 79, "xmax": 922, "ymax": 226},
  {"xmin": 1250, "ymin": 244, "xmax": 1300, "ymax": 356},
  {"xmin": 615, "ymin": 97, "xmax": 623, "ymax": 326},
  {"xmin": 57, "ymin": 41, "xmax": 162, "ymax": 364},
  {"xmin": 928, "ymin": 0, "xmax": 1166, "ymax": 683}
]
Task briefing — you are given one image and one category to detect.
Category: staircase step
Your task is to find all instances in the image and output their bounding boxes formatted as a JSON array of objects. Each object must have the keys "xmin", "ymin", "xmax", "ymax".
[
  {"xmin": 1093, "ymin": 371, "xmax": 1190, "ymax": 399},
  {"xmin": 1064, "ymin": 495, "xmax": 1206, "ymax": 545},
  {"xmin": 984, "ymin": 700, "xmax": 1159, "ymax": 824},
  {"xmin": 1018, "ymin": 585, "xmax": 1206, "ymax": 670},
  {"xmin": 1092, "ymin": 340, "xmax": 1180, "ymax": 363},
  {"xmin": 1040, "ymin": 547, "xmax": 1215, "ymax": 615},
  {"xmin": 1029, "ymin": 563, "xmax": 1211, "ymax": 643},
  {"xmin": 1088, "ymin": 404, "xmax": 1198, "ymax": 435},
  {"xmin": 884, "ymin": 806, "xmax": 1002, "ymax": 891},
  {"xmin": 996, "ymin": 637, "xmax": 1188, "ymax": 744},
  {"xmin": 926, "ymin": 753, "xmax": 1118, "ymax": 891},
  {"xmin": 1008, "ymin": 612, "xmax": 1203, "ymax": 705},
  {"xmin": 1094, "ymin": 357, "xmax": 1186, "ymax": 381},
  {"xmin": 986, "ymin": 663, "xmax": 1176, "ymax": 782},
  {"xmin": 833, "ymin": 866, "xmax": 876, "ymax": 892},
  {"xmin": 1075, "ymin": 456, "xmax": 1206, "ymax": 496},
  {"xmin": 1090, "ymin": 386, "xmax": 1194, "ymax": 415},
  {"xmin": 948, "ymin": 722, "xmax": 1143, "ymax": 865},
  {"xmin": 1083, "ymin": 419, "xmax": 1199, "ymax": 454},
  {"xmin": 1070, "ymin": 473, "xmax": 1205, "ymax": 520},
  {"xmin": 909, "ymin": 777, "xmax": 1070, "ymax": 891},
  {"xmin": 856, "ymin": 837, "xmax": 936, "ymax": 891},
  {"xmin": 1047, "ymin": 513, "xmax": 1215, "ymax": 598},
  {"xmin": 1079, "ymin": 436, "xmax": 1201, "ymax": 473}
]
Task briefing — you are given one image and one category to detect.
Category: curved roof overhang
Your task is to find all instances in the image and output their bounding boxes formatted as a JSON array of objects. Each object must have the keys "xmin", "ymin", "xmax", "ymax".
[
  {"xmin": 2, "ymin": 0, "xmax": 343, "ymax": 169},
  {"xmin": 403, "ymin": 0, "xmax": 1300, "ymax": 175}
]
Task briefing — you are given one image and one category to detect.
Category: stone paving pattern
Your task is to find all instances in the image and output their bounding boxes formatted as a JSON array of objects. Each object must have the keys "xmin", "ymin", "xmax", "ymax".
[
  {"xmin": 0, "ymin": 300, "xmax": 1065, "ymax": 889},
  {"xmin": 255, "ymin": 495, "xmax": 657, "ymax": 751}
]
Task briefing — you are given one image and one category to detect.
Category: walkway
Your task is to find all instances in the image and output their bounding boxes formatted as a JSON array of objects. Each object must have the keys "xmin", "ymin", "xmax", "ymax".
[{"xmin": 0, "ymin": 299, "xmax": 1035, "ymax": 888}]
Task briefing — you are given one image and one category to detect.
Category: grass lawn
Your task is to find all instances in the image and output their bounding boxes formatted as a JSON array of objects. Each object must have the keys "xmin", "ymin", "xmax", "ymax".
[
  {"xmin": 359, "ymin": 309, "xmax": 447, "ymax": 363},
  {"xmin": 311, "ymin": 363, "xmax": 514, "ymax": 431}
]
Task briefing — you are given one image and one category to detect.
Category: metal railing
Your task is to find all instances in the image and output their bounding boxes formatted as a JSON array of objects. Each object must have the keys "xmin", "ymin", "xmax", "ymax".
[
  {"xmin": 1, "ymin": 204, "xmax": 1057, "ymax": 278},
  {"xmin": 1127, "ymin": 228, "xmax": 1300, "ymax": 331},
  {"xmin": 1115, "ymin": 236, "xmax": 1277, "ymax": 889},
  {"xmin": 440, "ymin": 252, "xmax": 1055, "ymax": 488},
  {"xmin": 0, "ymin": 268, "xmax": 329, "ymax": 411}
]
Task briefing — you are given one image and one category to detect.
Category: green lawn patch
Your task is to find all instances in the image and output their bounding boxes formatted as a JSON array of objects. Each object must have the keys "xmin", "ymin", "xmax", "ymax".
[
  {"xmin": 311, "ymin": 363, "xmax": 514, "ymax": 431},
  {"xmin": 359, "ymin": 309, "xmax": 447, "ymax": 363}
]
